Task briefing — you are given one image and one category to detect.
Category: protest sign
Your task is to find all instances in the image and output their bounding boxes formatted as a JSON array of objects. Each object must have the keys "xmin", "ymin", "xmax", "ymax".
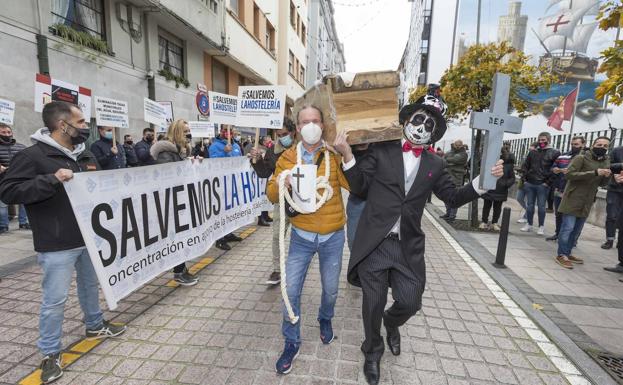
[
  {"xmin": 143, "ymin": 98, "xmax": 168, "ymax": 127},
  {"xmin": 188, "ymin": 121, "xmax": 215, "ymax": 138},
  {"xmin": 34, "ymin": 73, "xmax": 92, "ymax": 119},
  {"xmin": 159, "ymin": 101, "xmax": 174, "ymax": 130},
  {"xmin": 236, "ymin": 85, "xmax": 286, "ymax": 129},
  {"xmin": 0, "ymin": 98, "xmax": 15, "ymax": 125},
  {"xmin": 64, "ymin": 157, "xmax": 272, "ymax": 309},
  {"xmin": 208, "ymin": 91, "xmax": 237, "ymax": 125},
  {"xmin": 290, "ymin": 164, "xmax": 317, "ymax": 213},
  {"xmin": 94, "ymin": 96, "xmax": 129, "ymax": 129}
]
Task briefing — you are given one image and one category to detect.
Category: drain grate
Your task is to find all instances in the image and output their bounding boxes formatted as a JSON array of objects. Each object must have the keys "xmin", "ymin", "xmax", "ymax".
[{"xmin": 588, "ymin": 351, "xmax": 623, "ymax": 384}]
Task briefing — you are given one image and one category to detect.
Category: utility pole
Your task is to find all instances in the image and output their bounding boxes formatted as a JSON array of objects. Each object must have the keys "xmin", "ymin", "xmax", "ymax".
[{"xmin": 469, "ymin": 0, "xmax": 483, "ymax": 228}]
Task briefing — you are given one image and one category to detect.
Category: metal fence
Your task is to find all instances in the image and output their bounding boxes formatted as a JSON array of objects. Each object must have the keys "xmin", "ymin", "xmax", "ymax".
[{"xmin": 507, "ymin": 129, "xmax": 622, "ymax": 166}]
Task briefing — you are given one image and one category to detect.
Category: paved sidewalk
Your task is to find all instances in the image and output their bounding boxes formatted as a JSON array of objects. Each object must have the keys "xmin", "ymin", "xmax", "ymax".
[
  {"xmin": 0, "ymin": 218, "xmax": 36, "ymax": 271},
  {"xmin": 0, "ymin": 217, "xmax": 591, "ymax": 385},
  {"xmin": 431, "ymin": 196, "xmax": 623, "ymax": 381}
]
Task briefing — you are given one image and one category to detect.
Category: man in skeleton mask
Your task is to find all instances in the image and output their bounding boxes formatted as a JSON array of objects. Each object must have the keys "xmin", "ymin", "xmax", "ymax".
[{"xmin": 333, "ymin": 103, "xmax": 504, "ymax": 385}]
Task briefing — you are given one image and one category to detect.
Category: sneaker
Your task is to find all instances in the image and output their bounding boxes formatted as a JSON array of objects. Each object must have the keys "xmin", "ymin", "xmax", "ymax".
[
  {"xmin": 567, "ymin": 255, "xmax": 584, "ymax": 264},
  {"xmin": 19, "ymin": 223, "xmax": 31, "ymax": 230},
  {"xmin": 86, "ymin": 320, "xmax": 127, "ymax": 339},
  {"xmin": 319, "ymin": 319, "xmax": 334, "ymax": 344},
  {"xmin": 216, "ymin": 240, "xmax": 231, "ymax": 251},
  {"xmin": 275, "ymin": 343, "xmax": 300, "ymax": 374},
  {"xmin": 602, "ymin": 240, "xmax": 614, "ymax": 250},
  {"xmin": 478, "ymin": 222, "xmax": 489, "ymax": 230},
  {"xmin": 40, "ymin": 353, "xmax": 63, "ymax": 384},
  {"xmin": 520, "ymin": 224, "xmax": 532, "ymax": 232},
  {"xmin": 491, "ymin": 223, "xmax": 501, "ymax": 231},
  {"xmin": 224, "ymin": 233, "xmax": 243, "ymax": 242},
  {"xmin": 266, "ymin": 271, "xmax": 281, "ymax": 285},
  {"xmin": 0, "ymin": 227, "xmax": 7, "ymax": 235},
  {"xmin": 604, "ymin": 264, "xmax": 623, "ymax": 273},
  {"xmin": 537, "ymin": 226, "xmax": 545, "ymax": 235},
  {"xmin": 174, "ymin": 268, "xmax": 198, "ymax": 286},
  {"xmin": 517, "ymin": 217, "xmax": 527, "ymax": 224},
  {"xmin": 555, "ymin": 255, "xmax": 573, "ymax": 269}
]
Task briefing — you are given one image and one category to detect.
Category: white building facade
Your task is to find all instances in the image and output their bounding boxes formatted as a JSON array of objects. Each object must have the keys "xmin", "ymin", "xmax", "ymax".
[{"xmin": 305, "ymin": 0, "xmax": 345, "ymax": 88}]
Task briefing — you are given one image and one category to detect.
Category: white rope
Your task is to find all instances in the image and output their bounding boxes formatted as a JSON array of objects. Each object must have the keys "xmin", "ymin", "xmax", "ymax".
[{"xmin": 278, "ymin": 143, "xmax": 334, "ymax": 324}]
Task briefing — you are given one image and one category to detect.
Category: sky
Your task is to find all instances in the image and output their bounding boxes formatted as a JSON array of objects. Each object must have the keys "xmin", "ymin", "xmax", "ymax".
[{"xmin": 332, "ymin": 0, "xmax": 412, "ymax": 73}]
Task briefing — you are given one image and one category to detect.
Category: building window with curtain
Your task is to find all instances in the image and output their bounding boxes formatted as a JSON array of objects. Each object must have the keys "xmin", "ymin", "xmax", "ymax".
[
  {"xmin": 51, "ymin": 0, "xmax": 106, "ymax": 40},
  {"xmin": 159, "ymin": 30, "xmax": 185, "ymax": 77}
]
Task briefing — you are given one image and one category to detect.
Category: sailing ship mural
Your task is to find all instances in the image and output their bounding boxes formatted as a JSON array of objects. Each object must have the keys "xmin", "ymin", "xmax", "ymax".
[{"xmin": 453, "ymin": 0, "xmax": 620, "ymax": 138}]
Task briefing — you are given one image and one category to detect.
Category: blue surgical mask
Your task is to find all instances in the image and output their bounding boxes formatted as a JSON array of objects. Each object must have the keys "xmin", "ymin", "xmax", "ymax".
[
  {"xmin": 279, "ymin": 135, "xmax": 293, "ymax": 148},
  {"xmin": 103, "ymin": 131, "xmax": 113, "ymax": 140}
]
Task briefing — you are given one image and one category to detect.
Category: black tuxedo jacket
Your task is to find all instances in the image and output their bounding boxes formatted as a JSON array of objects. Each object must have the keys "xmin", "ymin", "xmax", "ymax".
[{"xmin": 343, "ymin": 140, "xmax": 480, "ymax": 287}]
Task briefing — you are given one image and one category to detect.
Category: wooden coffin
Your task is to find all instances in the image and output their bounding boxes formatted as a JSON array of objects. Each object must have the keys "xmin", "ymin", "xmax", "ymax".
[{"xmin": 293, "ymin": 71, "xmax": 402, "ymax": 145}]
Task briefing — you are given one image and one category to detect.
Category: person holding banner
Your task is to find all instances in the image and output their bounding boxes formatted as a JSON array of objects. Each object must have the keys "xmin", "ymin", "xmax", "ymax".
[
  {"xmin": 249, "ymin": 117, "xmax": 297, "ymax": 284},
  {"xmin": 150, "ymin": 119, "xmax": 201, "ymax": 286},
  {"xmin": 332, "ymin": 102, "xmax": 504, "ymax": 385},
  {"xmin": 209, "ymin": 125, "xmax": 244, "ymax": 250},
  {"xmin": 90, "ymin": 126, "xmax": 127, "ymax": 170},
  {"xmin": 0, "ymin": 101, "xmax": 127, "ymax": 384},
  {"xmin": 266, "ymin": 105, "xmax": 350, "ymax": 375}
]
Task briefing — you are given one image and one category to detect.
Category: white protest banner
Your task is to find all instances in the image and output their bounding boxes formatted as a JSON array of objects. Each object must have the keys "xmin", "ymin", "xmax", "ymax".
[
  {"xmin": 94, "ymin": 96, "xmax": 129, "ymax": 129},
  {"xmin": 0, "ymin": 98, "xmax": 15, "ymax": 125},
  {"xmin": 159, "ymin": 101, "xmax": 174, "ymax": 131},
  {"xmin": 188, "ymin": 121, "xmax": 215, "ymax": 138},
  {"xmin": 208, "ymin": 91, "xmax": 237, "ymax": 125},
  {"xmin": 63, "ymin": 157, "xmax": 272, "ymax": 310},
  {"xmin": 236, "ymin": 85, "xmax": 286, "ymax": 129},
  {"xmin": 34, "ymin": 73, "xmax": 92, "ymax": 119},
  {"xmin": 143, "ymin": 98, "xmax": 167, "ymax": 127}
]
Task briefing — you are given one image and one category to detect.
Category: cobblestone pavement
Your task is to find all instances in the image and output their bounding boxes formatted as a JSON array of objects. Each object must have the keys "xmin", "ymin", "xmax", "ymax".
[{"xmin": 0, "ymin": 218, "xmax": 590, "ymax": 385}]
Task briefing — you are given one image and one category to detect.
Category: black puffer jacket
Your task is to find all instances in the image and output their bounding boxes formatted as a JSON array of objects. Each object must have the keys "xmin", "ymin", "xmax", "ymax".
[
  {"xmin": 0, "ymin": 141, "xmax": 100, "ymax": 252},
  {"xmin": 0, "ymin": 138, "xmax": 27, "ymax": 167},
  {"xmin": 483, "ymin": 152, "xmax": 516, "ymax": 202},
  {"xmin": 608, "ymin": 146, "xmax": 623, "ymax": 193},
  {"xmin": 521, "ymin": 147, "xmax": 561, "ymax": 185}
]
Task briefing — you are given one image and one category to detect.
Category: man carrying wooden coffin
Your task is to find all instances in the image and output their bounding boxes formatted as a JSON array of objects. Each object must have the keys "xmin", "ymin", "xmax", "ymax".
[{"xmin": 332, "ymin": 102, "xmax": 504, "ymax": 385}]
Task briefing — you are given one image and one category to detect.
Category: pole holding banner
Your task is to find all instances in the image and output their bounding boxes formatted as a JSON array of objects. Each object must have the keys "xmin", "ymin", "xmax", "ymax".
[
  {"xmin": 227, "ymin": 125, "xmax": 231, "ymax": 145},
  {"xmin": 253, "ymin": 128, "xmax": 261, "ymax": 164},
  {"xmin": 112, "ymin": 127, "xmax": 116, "ymax": 149}
]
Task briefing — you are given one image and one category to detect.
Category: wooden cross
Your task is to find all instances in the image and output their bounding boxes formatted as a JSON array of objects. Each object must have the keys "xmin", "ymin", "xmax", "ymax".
[
  {"xmin": 546, "ymin": 14, "xmax": 570, "ymax": 33},
  {"xmin": 292, "ymin": 167, "xmax": 305, "ymax": 192},
  {"xmin": 469, "ymin": 73, "xmax": 523, "ymax": 190}
]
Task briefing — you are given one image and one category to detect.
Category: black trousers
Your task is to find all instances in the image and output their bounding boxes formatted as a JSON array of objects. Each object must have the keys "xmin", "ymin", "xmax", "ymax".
[
  {"xmin": 357, "ymin": 236, "xmax": 423, "ymax": 361},
  {"xmin": 606, "ymin": 191, "xmax": 623, "ymax": 240},
  {"xmin": 617, "ymin": 206, "xmax": 623, "ymax": 264},
  {"xmin": 482, "ymin": 199, "xmax": 503, "ymax": 224}
]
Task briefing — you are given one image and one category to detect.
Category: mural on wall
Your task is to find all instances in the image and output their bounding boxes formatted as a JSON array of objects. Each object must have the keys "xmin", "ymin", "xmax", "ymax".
[{"xmin": 454, "ymin": 0, "xmax": 619, "ymax": 134}]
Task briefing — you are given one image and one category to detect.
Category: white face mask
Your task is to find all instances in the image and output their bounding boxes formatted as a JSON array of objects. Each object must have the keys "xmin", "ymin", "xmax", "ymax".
[
  {"xmin": 300, "ymin": 123, "xmax": 323, "ymax": 145},
  {"xmin": 403, "ymin": 110, "xmax": 435, "ymax": 145}
]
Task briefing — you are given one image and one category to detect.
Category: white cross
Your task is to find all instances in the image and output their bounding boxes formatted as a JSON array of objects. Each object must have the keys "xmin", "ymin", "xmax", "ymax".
[{"xmin": 469, "ymin": 73, "xmax": 523, "ymax": 190}]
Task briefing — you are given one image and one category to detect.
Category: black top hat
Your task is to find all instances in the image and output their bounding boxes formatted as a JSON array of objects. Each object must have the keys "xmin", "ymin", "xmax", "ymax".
[{"xmin": 398, "ymin": 103, "xmax": 447, "ymax": 144}]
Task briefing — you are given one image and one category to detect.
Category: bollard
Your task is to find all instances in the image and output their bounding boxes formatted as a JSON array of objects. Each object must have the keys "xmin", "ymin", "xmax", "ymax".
[{"xmin": 493, "ymin": 207, "xmax": 511, "ymax": 268}]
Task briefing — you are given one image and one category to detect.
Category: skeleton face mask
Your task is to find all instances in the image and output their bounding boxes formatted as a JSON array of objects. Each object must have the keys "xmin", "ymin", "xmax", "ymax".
[{"xmin": 403, "ymin": 109, "xmax": 436, "ymax": 145}]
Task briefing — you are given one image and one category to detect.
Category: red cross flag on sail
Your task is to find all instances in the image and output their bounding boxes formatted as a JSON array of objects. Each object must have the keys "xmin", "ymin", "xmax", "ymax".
[{"xmin": 547, "ymin": 86, "xmax": 578, "ymax": 131}]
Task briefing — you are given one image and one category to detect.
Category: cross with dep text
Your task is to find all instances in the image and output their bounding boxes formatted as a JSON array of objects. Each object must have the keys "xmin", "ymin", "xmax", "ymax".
[
  {"xmin": 292, "ymin": 167, "xmax": 305, "ymax": 192},
  {"xmin": 469, "ymin": 73, "xmax": 523, "ymax": 191}
]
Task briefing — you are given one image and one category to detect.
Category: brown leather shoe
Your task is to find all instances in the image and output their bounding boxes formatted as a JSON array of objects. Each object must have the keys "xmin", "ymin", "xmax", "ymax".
[
  {"xmin": 567, "ymin": 255, "xmax": 584, "ymax": 264},
  {"xmin": 555, "ymin": 255, "xmax": 573, "ymax": 269}
]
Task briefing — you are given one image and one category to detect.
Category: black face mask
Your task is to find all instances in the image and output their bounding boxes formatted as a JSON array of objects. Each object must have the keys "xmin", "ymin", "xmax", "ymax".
[
  {"xmin": 185, "ymin": 134, "xmax": 192, "ymax": 140},
  {"xmin": 63, "ymin": 122, "xmax": 90, "ymax": 145},
  {"xmin": 125, "ymin": 141, "xmax": 133, "ymax": 145},
  {"xmin": 570, "ymin": 147, "xmax": 581, "ymax": 155},
  {"xmin": 0, "ymin": 135, "xmax": 12, "ymax": 143},
  {"xmin": 145, "ymin": 136, "xmax": 154, "ymax": 143},
  {"xmin": 592, "ymin": 147, "xmax": 607, "ymax": 159}
]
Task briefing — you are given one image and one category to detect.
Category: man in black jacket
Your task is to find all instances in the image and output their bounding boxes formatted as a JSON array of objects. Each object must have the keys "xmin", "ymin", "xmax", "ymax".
[
  {"xmin": 333, "ymin": 103, "xmax": 503, "ymax": 385},
  {"xmin": 0, "ymin": 101, "xmax": 126, "ymax": 384},
  {"xmin": 0, "ymin": 123, "xmax": 29, "ymax": 233},
  {"xmin": 122, "ymin": 134, "xmax": 139, "ymax": 167},
  {"xmin": 520, "ymin": 132, "xmax": 561, "ymax": 235},
  {"xmin": 603, "ymin": 145, "xmax": 623, "ymax": 251},
  {"xmin": 90, "ymin": 126, "xmax": 126, "ymax": 170},
  {"xmin": 134, "ymin": 127, "xmax": 156, "ymax": 166},
  {"xmin": 249, "ymin": 117, "xmax": 296, "ymax": 284}
]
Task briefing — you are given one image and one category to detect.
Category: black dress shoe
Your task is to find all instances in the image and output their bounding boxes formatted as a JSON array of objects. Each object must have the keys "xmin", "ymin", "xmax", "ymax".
[
  {"xmin": 604, "ymin": 264, "xmax": 623, "ymax": 273},
  {"xmin": 439, "ymin": 214, "xmax": 449, "ymax": 219},
  {"xmin": 545, "ymin": 235, "xmax": 558, "ymax": 241},
  {"xmin": 602, "ymin": 240, "xmax": 614, "ymax": 250},
  {"xmin": 385, "ymin": 324, "xmax": 401, "ymax": 356},
  {"xmin": 363, "ymin": 359, "xmax": 380, "ymax": 385},
  {"xmin": 264, "ymin": 216, "xmax": 273, "ymax": 223},
  {"xmin": 224, "ymin": 233, "xmax": 242, "ymax": 242},
  {"xmin": 216, "ymin": 240, "xmax": 231, "ymax": 251},
  {"xmin": 257, "ymin": 218, "xmax": 270, "ymax": 227}
]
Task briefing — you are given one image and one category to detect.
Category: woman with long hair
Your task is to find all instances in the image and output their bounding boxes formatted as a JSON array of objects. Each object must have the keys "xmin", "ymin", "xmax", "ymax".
[{"xmin": 150, "ymin": 119, "xmax": 199, "ymax": 286}]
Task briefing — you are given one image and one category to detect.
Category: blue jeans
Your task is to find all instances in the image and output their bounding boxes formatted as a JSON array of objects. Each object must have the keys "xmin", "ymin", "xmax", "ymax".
[
  {"xmin": 557, "ymin": 215, "xmax": 586, "ymax": 257},
  {"xmin": 524, "ymin": 182, "xmax": 549, "ymax": 226},
  {"xmin": 282, "ymin": 229, "xmax": 345, "ymax": 345},
  {"xmin": 38, "ymin": 247, "xmax": 103, "ymax": 355},
  {"xmin": 0, "ymin": 201, "xmax": 28, "ymax": 228},
  {"xmin": 516, "ymin": 187, "xmax": 527, "ymax": 211},
  {"xmin": 346, "ymin": 195, "xmax": 366, "ymax": 253}
]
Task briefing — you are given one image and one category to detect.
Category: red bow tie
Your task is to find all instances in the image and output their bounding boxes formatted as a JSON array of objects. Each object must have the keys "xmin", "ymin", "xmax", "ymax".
[{"xmin": 402, "ymin": 142, "xmax": 424, "ymax": 157}]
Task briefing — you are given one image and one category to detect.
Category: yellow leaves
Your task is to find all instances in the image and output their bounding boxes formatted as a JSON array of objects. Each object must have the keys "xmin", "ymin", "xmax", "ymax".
[
  {"xmin": 440, "ymin": 42, "xmax": 557, "ymax": 119},
  {"xmin": 596, "ymin": 4, "xmax": 623, "ymax": 105},
  {"xmin": 597, "ymin": 0, "xmax": 623, "ymax": 31},
  {"xmin": 407, "ymin": 85, "xmax": 428, "ymax": 104}
]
